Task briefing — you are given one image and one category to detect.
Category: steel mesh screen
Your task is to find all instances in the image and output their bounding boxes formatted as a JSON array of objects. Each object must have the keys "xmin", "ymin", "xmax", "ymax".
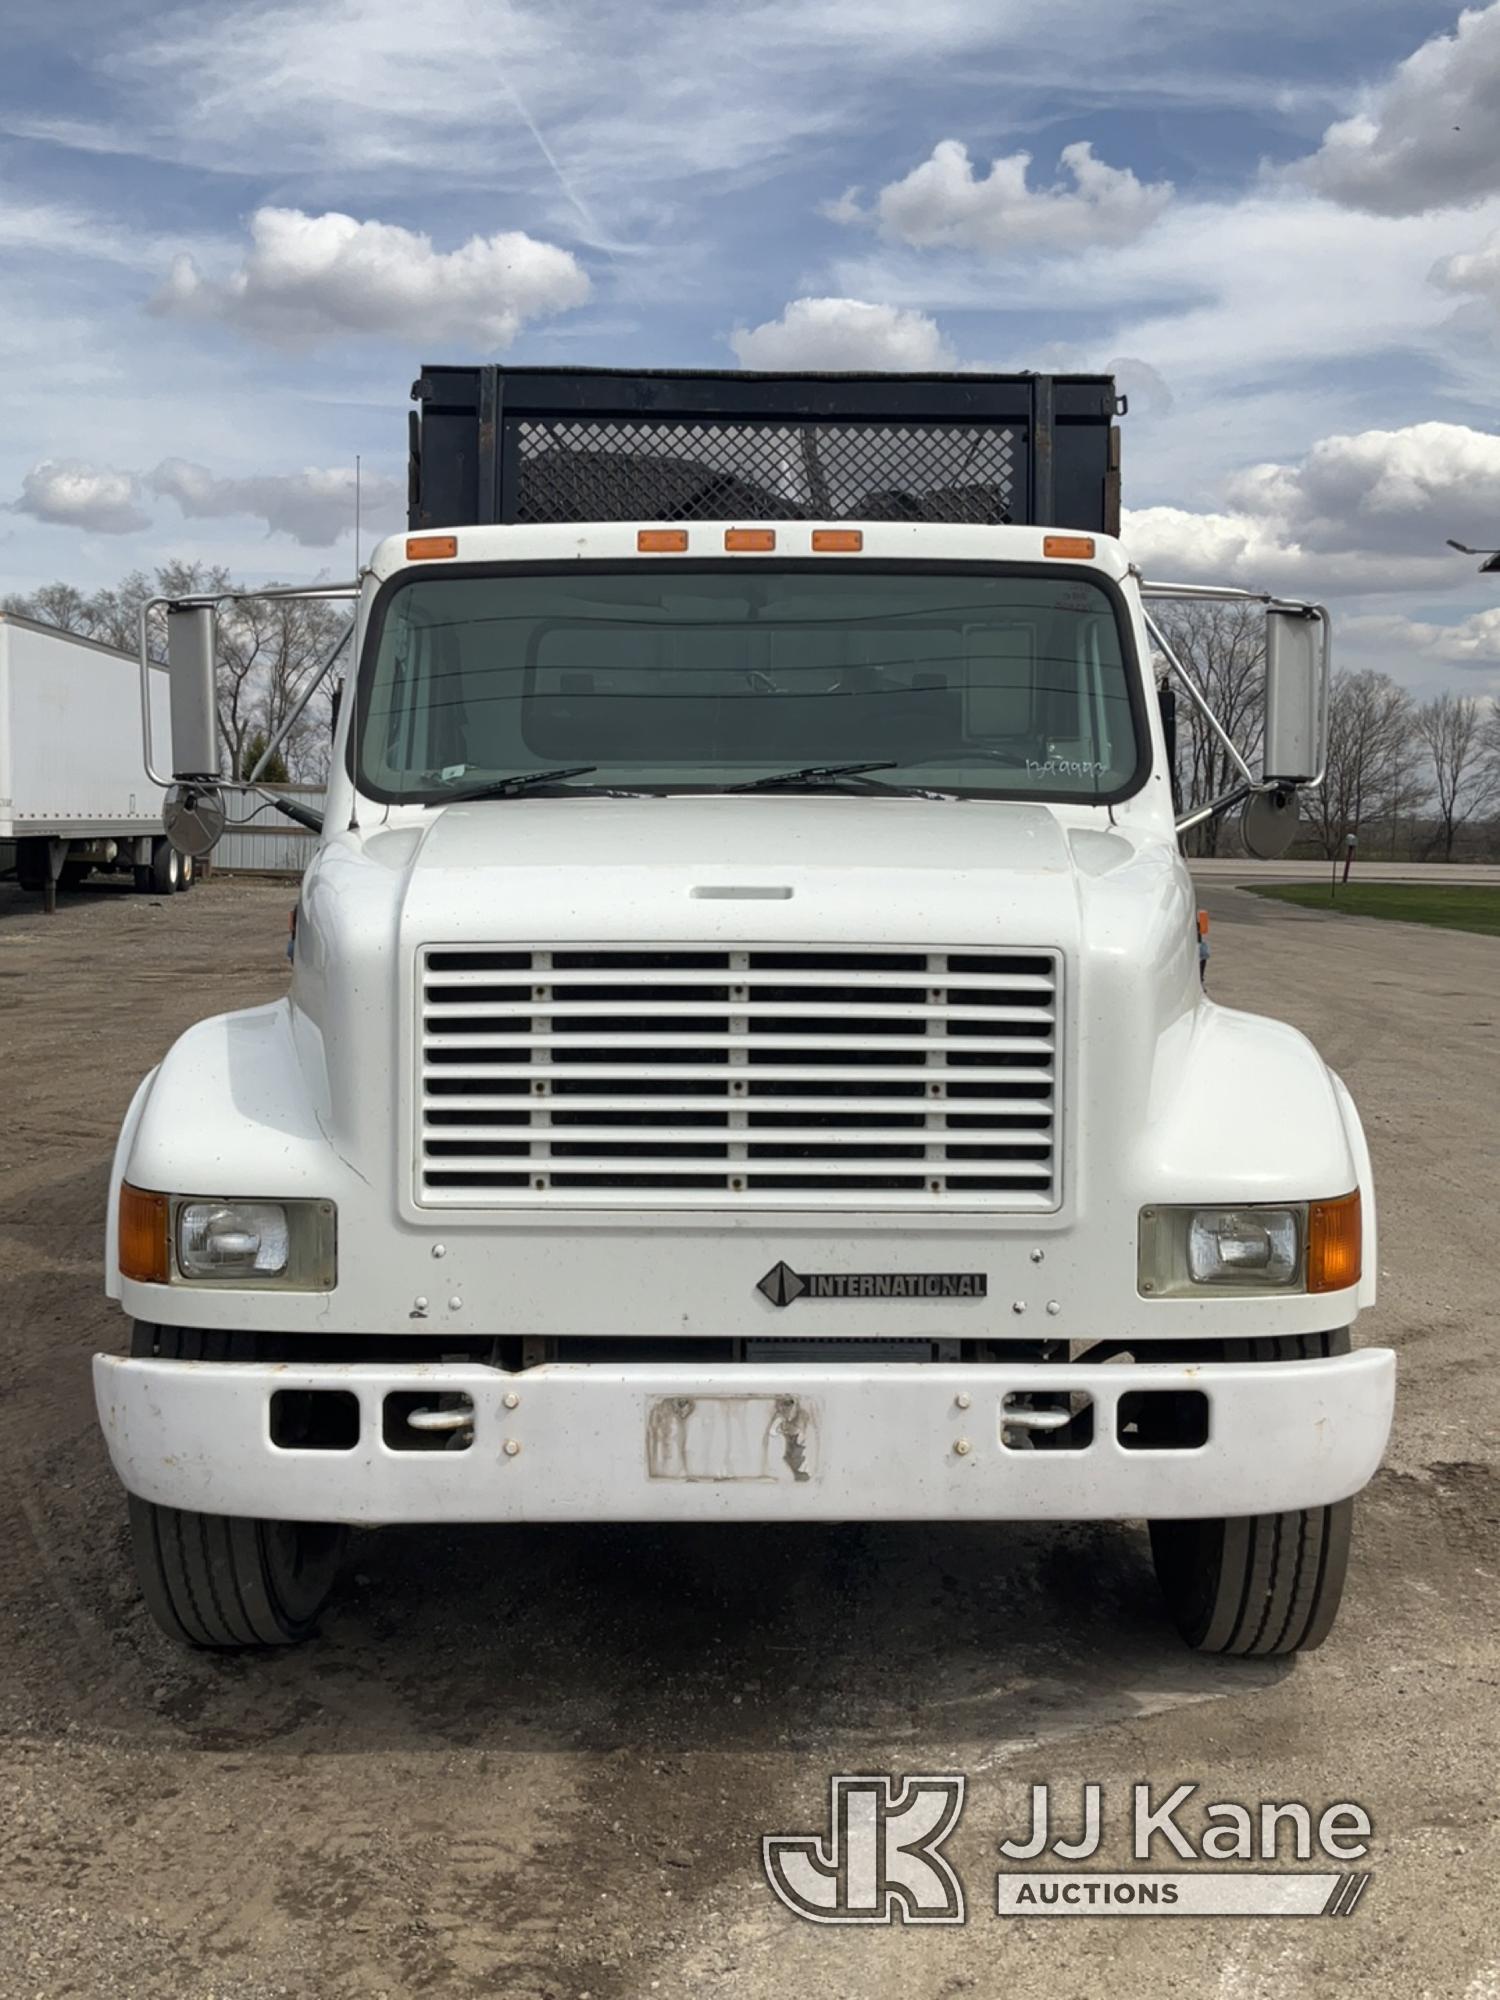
[{"xmin": 512, "ymin": 417, "xmax": 1020, "ymax": 525}]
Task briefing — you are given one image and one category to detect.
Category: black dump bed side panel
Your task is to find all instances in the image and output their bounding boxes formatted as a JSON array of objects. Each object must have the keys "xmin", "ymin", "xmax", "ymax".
[{"xmin": 409, "ymin": 367, "xmax": 1121, "ymax": 536}]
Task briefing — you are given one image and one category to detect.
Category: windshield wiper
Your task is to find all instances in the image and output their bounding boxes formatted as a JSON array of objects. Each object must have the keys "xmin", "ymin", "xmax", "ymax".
[
  {"xmin": 425, "ymin": 766, "xmax": 598, "ymax": 805},
  {"xmin": 724, "ymin": 761, "xmax": 899, "ymax": 794}
]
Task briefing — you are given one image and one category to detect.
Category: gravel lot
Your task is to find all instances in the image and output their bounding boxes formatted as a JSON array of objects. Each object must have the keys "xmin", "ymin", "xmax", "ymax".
[{"xmin": 0, "ymin": 871, "xmax": 1495, "ymax": 1999}]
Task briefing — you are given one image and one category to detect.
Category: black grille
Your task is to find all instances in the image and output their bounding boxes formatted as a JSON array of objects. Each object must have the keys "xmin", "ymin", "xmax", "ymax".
[{"xmin": 511, "ymin": 418, "xmax": 1019, "ymax": 526}]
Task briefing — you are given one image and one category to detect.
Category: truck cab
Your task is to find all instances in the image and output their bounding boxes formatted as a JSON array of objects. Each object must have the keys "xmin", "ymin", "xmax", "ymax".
[{"xmin": 94, "ymin": 369, "xmax": 1393, "ymax": 1654}]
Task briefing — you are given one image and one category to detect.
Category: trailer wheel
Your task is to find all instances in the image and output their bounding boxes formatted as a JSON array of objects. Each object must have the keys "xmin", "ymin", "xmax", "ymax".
[
  {"xmin": 149, "ymin": 838, "xmax": 181, "ymax": 894},
  {"xmin": 179, "ymin": 853, "xmax": 196, "ymax": 891},
  {"xmin": 1149, "ymin": 1331, "xmax": 1354, "ymax": 1656},
  {"xmin": 125, "ymin": 1322, "xmax": 346, "ymax": 1647}
]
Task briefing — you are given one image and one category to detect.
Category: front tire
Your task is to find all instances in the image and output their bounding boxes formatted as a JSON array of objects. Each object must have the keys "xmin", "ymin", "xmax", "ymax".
[
  {"xmin": 128, "ymin": 1497, "xmax": 345, "ymax": 1648},
  {"xmin": 1149, "ymin": 1331, "xmax": 1354, "ymax": 1656},
  {"xmin": 1150, "ymin": 1501, "xmax": 1352, "ymax": 1655},
  {"xmin": 125, "ymin": 1322, "xmax": 345, "ymax": 1647}
]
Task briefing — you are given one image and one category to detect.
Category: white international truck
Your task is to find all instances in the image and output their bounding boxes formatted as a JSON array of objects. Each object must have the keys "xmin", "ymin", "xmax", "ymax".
[
  {"xmin": 0, "ymin": 612, "xmax": 191, "ymax": 909},
  {"xmin": 93, "ymin": 368, "xmax": 1394, "ymax": 1653}
]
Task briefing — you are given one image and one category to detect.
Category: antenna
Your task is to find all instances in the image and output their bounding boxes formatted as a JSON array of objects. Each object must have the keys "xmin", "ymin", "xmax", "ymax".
[{"xmin": 355, "ymin": 453, "xmax": 362, "ymax": 573}]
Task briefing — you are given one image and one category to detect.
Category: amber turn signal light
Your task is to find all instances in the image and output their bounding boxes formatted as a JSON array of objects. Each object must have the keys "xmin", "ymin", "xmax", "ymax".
[
  {"xmin": 811, "ymin": 529, "xmax": 863, "ymax": 552},
  {"xmin": 119, "ymin": 1183, "xmax": 170, "ymax": 1285},
  {"xmin": 1307, "ymin": 1190, "xmax": 1362, "ymax": 1293},
  {"xmin": 638, "ymin": 529, "xmax": 689, "ymax": 552},
  {"xmin": 1043, "ymin": 535, "xmax": 1096, "ymax": 560},
  {"xmin": 406, "ymin": 535, "xmax": 458, "ymax": 560}
]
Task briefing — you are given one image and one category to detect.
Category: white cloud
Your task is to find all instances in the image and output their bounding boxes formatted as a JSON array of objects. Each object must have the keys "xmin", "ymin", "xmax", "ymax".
[
  {"xmin": 1229, "ymin": 422, "xmax": 1500, "ymax": 556},
  {"xmin": 1431, "ymin": 229, "xmax": 1500, "ymax": 309},
  {"xmin": 9, "ymin": 456, "xmax": 407, "ymax": 549},
  {"xmin": 152, "ymin": 206, "xmax": 590, "ymax": 351},
  {"xmin": 850, "ymin": 139, "xmax": 1172, "ymax": 253},
  {"xmin": 831, "ymin": 191, "xmax": 1488, "ymax": 387},
  {"xmin": 150, "ymin": 460, "xmax": 404, "ymax": 547},
  {"xmin": 1124, "ymin": 421, "xmax": 1500, "ymax": 596},
  {"xmin": 47, "ymin": 0, "xmax": 1382, "ymax": 271},
  {"xmin": 14, "ymin": 460, "xmax": 149, "ymax": 535},
  {"xmin": 1294, "ymin": 2, "xmax": 1500, "ymax": 216},
  {"xmin": 730, "ymin": 297, "xmax": 955, "ymax": 370},
  {"xmin": 1348, "ymin": 607, "xmax": 1500, "ymax": 666},
  {"xmin": 1122, "ymin": 504, "xmax": 1442, "ymax": 595}
]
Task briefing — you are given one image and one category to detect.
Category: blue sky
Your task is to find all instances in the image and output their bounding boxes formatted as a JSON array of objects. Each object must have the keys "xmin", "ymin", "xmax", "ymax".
[{"xmin": 4, "ymin": 0, "xmax": 1500, "ymax": 694}]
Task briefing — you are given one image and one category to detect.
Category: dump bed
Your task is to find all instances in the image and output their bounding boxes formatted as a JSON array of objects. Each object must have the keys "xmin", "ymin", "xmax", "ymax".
[{"xmin": 409, "ymin": 366, "xmax": 1122, "ymax": 537}]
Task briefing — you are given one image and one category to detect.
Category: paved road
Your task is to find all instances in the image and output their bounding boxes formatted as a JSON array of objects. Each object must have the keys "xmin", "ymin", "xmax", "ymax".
[
  {"xmin": 0, "ymin": 876, "xmax": 1495, "ymax": 1999},
  {"xmin": 1193, "ymin": 858, "xmax": 1500, "ymax": 884}
]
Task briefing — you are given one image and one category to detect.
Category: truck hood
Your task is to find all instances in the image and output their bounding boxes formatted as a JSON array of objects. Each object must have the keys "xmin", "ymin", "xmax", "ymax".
[{"xmin": 392, "ymin": 795, "xmax": 1101, "ymax": 950}]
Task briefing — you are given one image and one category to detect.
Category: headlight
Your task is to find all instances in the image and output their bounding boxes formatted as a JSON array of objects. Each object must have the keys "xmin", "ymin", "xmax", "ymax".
[
  {"xmin": 1139, "ymin": 1194, "xmax": 1360, "ymax": 1297},
  {"xmin": 1140, "ymin": 1203, "xmax": 1302, "ymax": 1297},
  {"xmin": 179, "ymin": 1201, "xmax": 291, "ymax": 1277},
  {"xmin": 173, "ymin": 1196, "xmax": 334, "ymax": 1289},
  {"xmin": 1188, "ymin": 1207, "xmax": 1299, "ymax": 1285}
]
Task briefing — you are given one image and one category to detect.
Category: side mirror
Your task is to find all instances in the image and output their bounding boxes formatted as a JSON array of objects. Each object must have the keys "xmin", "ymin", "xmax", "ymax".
[
  {"xmin": 1263, "ymin": 606, "xmax": 1327, "ymax": 785},
  {"xmin": 166, "ymin": 605, "xmax": 220, "ymax": 779}
]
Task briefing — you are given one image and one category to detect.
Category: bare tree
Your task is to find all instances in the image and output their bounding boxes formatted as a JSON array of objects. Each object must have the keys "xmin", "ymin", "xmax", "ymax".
[
  {"xmin": 5, "ymin": 562, "xmax": 229, "ymax": 655},
  {"xmin": 1306, "ymin": 670, "xmax": 1426, "ymax": 860},
  {"xmin": 1416, "ymin": 692, "xmax": 1497, "ymax": 861},
  {"xmin": 1483, "ymin": 703, "xmax": 1500, "ymax": 832},
  {"xmin": 1152, "ymin": 601, "xmax": 1265, "ymax": 854},
  {"xmin": 1, "ymin": 580, "xmax": 94, "ymax": 632},
  {"xmin": 245, "ymin": 592, "xmax": 349, "ymax": 783}
]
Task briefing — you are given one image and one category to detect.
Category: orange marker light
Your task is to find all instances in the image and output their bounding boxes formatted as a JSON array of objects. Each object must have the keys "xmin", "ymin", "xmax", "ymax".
[
  {"xmin": 1307, "ymin": 1190, "xmax": 1362, "ymax": 1293},
  {"xmin": 812, "ymin": 530, "xmax": 863, "ymax": 552},
  {"xmin": 725, "ymin": 529, "xmax": 776, "ymax": 551},
  {"xmin": 119, "ymin": 1183, "xmax": 170, "ymax": 1284},
  {"xmin": 638, "ymin": 529, "xmax": 689, "ymax": 552},
  {"xmin": 406, "ymin": 535, "xmax": 458, "ymax": 560},
  {"xmin": 1043, "ymin": 535, "xmax": 1096, "ymax": 560}
]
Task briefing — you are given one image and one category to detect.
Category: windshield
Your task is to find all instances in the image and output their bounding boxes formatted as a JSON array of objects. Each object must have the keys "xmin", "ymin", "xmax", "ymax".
[{"xmin": 354, "ymin": 562, "xmax": 1145, "ymax": 803}]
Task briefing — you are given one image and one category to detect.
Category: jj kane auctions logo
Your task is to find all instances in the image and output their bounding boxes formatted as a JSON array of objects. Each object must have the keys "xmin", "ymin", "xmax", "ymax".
[{"xmin": 762, "ymin": 1777, "xmax": 1373, "ymax": 1924}]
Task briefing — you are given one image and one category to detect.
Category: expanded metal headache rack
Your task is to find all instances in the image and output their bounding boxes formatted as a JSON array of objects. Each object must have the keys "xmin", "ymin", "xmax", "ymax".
[{"xmin": 409, "ymin": 366, "xmax": 1124, "ymax": 536}]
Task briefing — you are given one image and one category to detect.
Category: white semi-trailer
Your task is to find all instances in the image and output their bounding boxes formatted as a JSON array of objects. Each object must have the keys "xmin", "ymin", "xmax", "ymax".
[
  {"xmin": 93, "ymin": 368, "xmax": 1393, "ymax": 1654},
  {"xmin": 0, "ymin": 612, "xmax": 189, "ymax": 908}
]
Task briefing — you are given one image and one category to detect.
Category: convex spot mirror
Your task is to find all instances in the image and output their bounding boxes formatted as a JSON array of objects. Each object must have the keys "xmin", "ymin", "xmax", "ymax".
[
  {"xmin": 1263, "ymin": 606, "xmax": 1328, "ymax": 786},
  {"xmin": 1241, "ymin": 786, "xmax": 1300, "ymax": 860},
  {"xmin": 164, "ymin": 782, "xmax": 226, "ymax": 859},
  {"xmin": 166, "ymin": 604, "xmax": 219, "ymax": 781}
]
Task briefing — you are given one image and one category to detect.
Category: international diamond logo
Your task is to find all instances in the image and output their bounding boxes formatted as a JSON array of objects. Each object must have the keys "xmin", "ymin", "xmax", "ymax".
[{"xmin": 757, "ymin": 1261, "xmax": 807, "ymax": 1308}]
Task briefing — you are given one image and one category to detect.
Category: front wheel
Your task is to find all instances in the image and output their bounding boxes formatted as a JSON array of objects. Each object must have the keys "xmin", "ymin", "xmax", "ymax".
[
  {"xmin": 1149, "ymin": 1328, "xmax": 1356, "ymax": 1655},
  {"xmin": 125, "ymin": 1320, "xmax": 345, "ymax": 1646},
  {"xmin": 1149, "ymin": 1501, "xmax": 1352, "ymax": 1655},
  {"xmin": 128, "ymin": 1497, "xmax": 346, "ymax": 1648}
]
